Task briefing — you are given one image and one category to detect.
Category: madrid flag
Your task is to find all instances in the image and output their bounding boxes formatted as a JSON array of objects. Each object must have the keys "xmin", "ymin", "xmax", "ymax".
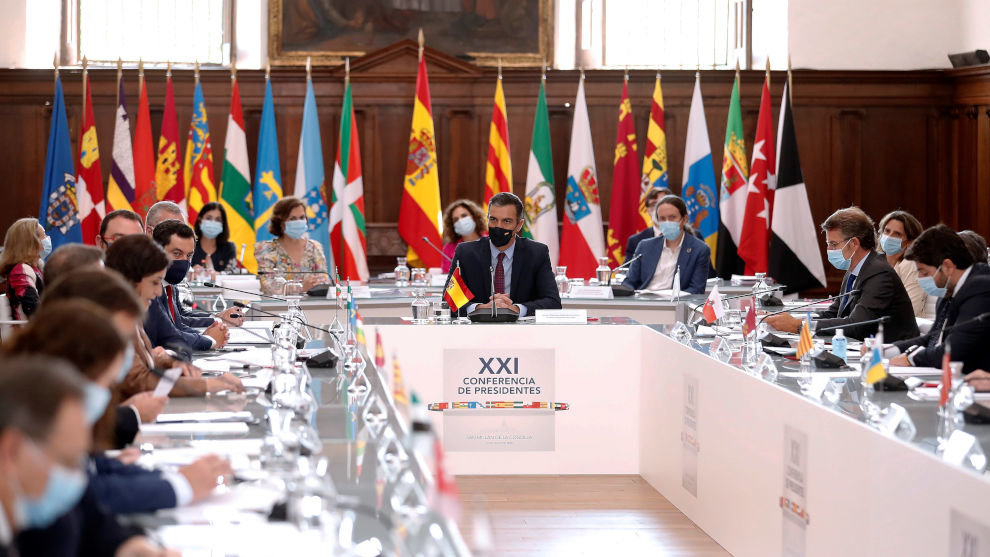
[{"xmin": 738, "ymin": 71, "xmax": 776, "ymax": 274}]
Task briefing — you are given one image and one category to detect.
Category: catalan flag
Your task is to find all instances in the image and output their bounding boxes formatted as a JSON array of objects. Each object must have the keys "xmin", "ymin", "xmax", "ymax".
[
  {"xmin": 106, "ymin": 74, "xmax": 136, "ymax": 214},
  {"xmin": 443, "ymin": 263, "xmax": 474, "ymax": 312},
  {"xmin": 184, "ymin": 75, "xmax": 216, "ymax": 224},
  {"xmin": 866, "ymin": 343, "xmax": 887, "ymax": 384},
  {"xmin": 219, "ymin": 75, "xmax": 256, "ymax": 271},
  {"xmin": 398, "ymin": 52, "xmax": 443, "ymax": 269},
  {"xmin": 796, "ymin": 319, "xmax": 814, "ymax": 359},
  {"xmin": 40, "ymin": 75, "xmax": 81, "ymax": 249},
  {"xmin": 606, "ymin": 78, "xmax": 641, "ymax": 267},
  {"xmin": 639, "ymin": 74, "xmax": 668, "ymax": 228},
  {"xmin": 483, "ymin": 73, "xmax": 512, "ymax": 211},
  {"xmin": 76, "ymin": 63, "xmax": 105, "ymax": 245},
  {"xmin": 132, "ymin": 65, "xmax": 156, "ymax": 219},
  {"xmin": 155, "ymin": 68, "xmax": 185, "ymax": 214},
  {"xmin": 253, "ymin": 74, "xmax": 283, "ymax": 242},
  {"xmin": 330, "ymin": 69, "xmax": 370, "ymax": 282}
]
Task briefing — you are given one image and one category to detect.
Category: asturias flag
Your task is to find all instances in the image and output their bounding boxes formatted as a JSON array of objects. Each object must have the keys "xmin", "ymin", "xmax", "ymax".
[
  {"xmin": 605, "ymin": 79, "xmax": 641, "ymax": 267},
  {"xmin": 681, "ymin": 73, "xmax": 718, "ymax": 264},
  {"xmin": 559, "ymin": 75, "xmax": 604, "ymax": 279},
  {"xmin": 155, "ymin": 72, "xmax": 185, "ymax": 215},
  {"xmin": 639, "ymin": 73, "xmax": 669, "ymax": 228},
  {"xmin": 483, "ymin": 75, "xmax": 512, "ymax": 211},
  {"xmin": 739, "ymin": 70, "xmax": 776, "ymax": 274},
  {"xmin": 219, "ymin": 77, "xmax": 256, "ymax": 272},
  {"xmin": 106, "ymin": 79, "xmax": 136, "ymax": 214},
  {"xmin": 76, "ymin": 69, "xmax": 105, "ymax": 245},
  {"xmin": 253, "ymin": 76, "xmax": 283, "ymax": 243},
  {"xmin": 716, "ymin": 68, "xmax": 749, "ymax": 278},
  {"xmin": 398, "ymin": 55, "xmax": 443, "ymax": 269},
  {"xmin": 295, "ymin": 74, "xmax": 330, "ymax": 270},
  {"xmin": 40, "ymin": 76, "xmax": 82, "ymax": 249},
  {"xmin": 132, "ymin": 69, "xmax": 156, "ymax": 219},
  {"xmin": 330, "ymin": 77, "xmax": 370, "ymax": 282},
  {"xmin": 184, "ymin": 79, "xmax": 216, "ymax": 224},
  {"xmin": 523, "ymin": 77, "xmax": 558, "ymax": 262}
]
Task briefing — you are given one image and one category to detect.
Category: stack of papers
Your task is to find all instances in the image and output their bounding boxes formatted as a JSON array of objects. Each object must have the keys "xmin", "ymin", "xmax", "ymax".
[
  {"xmin": 140, "ymin": 422, "xmax": 250, "ymax": 435},
  {"xmin": 156, "ymin": 411, "xmax": 254, "ymax": 424}
]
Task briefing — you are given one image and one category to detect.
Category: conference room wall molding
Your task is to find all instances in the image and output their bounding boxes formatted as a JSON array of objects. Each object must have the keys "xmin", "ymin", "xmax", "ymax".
[{"xmin": 2, "ymin": 41, "xmax": 984, "ymax": 291}]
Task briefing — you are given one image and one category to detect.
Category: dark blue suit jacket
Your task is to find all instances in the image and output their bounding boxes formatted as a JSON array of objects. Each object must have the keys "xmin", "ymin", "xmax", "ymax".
[
  {"xmin": 87, "ymin": 455, "xmax": 178, "ymax": 514},
  {"xmin": 144, "ymin": 295, "xmax": 213, "ymax": 352},
  {"xmin": 624, "ymin": 228, "xmax": 656, "ymax": 262},
  {"xmin": 164, "ymin": 284, "xmax": 216, "ymax": 328},
  {"xmin": 446, "ymin": 236, "xmax": 561, "ymax": 312},
  {"xmin": 622, "ymin": 233, "xmax": 710, "ymax": 294}
]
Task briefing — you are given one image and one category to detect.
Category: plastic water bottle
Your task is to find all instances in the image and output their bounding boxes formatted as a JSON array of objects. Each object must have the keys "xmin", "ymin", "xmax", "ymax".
[{"xmin": 831, "ymin": 328, "xmax": 847, "ymax": 364}]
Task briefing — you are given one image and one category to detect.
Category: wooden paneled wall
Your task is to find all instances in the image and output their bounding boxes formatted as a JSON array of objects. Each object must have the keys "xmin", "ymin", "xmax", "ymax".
[{"xmin": 2, "ymin": 41, "xmax": 986, "ymax": 290}]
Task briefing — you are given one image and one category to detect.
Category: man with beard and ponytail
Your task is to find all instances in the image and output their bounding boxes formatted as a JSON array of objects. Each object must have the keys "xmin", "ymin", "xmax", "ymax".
[{"xmin": 445, "ymin": 192, "xmax": 561, "ymax": 316}]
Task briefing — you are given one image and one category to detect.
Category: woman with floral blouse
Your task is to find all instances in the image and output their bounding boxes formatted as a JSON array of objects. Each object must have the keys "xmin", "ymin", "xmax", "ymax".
[{"xmin": 254, "ymin": 197, "xmax": 331, "ymax": 295}]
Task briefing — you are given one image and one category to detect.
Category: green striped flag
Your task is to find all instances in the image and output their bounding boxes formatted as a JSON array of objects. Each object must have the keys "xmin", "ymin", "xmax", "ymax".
[
  {"xmin": 219, "ymin": 77, "xmax": 255, "ymax": 272},
  {"xmin": 523, "ymin": 79, "xmax": 558, "ymax": 263}
]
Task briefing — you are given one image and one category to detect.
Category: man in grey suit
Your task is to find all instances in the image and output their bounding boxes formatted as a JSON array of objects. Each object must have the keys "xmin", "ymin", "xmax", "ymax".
[{"xmin": 764, "ymin": 206, "xmax": 919, "ymax": 341}]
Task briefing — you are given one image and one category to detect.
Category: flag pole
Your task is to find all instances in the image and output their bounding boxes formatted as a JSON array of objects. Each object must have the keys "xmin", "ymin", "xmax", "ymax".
[
  {"xmin": 418, "ymin": 28, "xmax": 424, "ymax": 62},
  {"xmin": 624, "ymin": 64, "xmax": 628, "ymax": 83},
  {"xmin": 138, "ymin": 57, "xmax": 144, "ymax": 88},
  {"xmin": 542, "ymin": 56, "xmax": 547, "ymax": 82},
  {"xmin": 497, "ymin": 57, "xmax": 502, "ymax": 80},
  {"xmin": 788, "ymin": 55, "xmax": 793, "ymax": 104},
  {"xmin": 345, "ymin": 56, "xmax": 349, "ymax": 86},
  {"xmin": 765, "ymin": 57, "xmax": 771, "ymax": 86},
  {"xmin": 82, "ymin": 55, "xmax": 88, "ymax": 118},
  {"xmin": 194, "ymin": 59, "xmax": 200, "ymax": 84},
  {"xmin": 305, "ymin": 55, "xmax": 311, "ymax": 80},
  {"xmin": 230, "ymin": 51, "xmax": 236, "ymax": 81},
  {"xmin": 265, "ymin": 61, "xmax": 270, "ymax": 81},
  {"xmin": 116, "ymin": 57, "xmax": 122, "ymax": 106},
  {"xmin": 167, "ymin": 60, "xmax": 171, "ymax": 79},
  {"xmin": 53, "ymin": 52, "xmax": 59, "ymax": 83}
]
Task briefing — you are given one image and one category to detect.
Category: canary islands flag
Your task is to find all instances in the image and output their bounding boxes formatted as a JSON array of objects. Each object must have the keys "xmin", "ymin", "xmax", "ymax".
[{"xmin": 682, "ymin": 73, "xmax": 718, "ymax": 265}]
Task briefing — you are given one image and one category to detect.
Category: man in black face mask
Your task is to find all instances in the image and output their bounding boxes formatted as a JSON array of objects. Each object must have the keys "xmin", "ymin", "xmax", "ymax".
[
  {"xmin": 446, "ymin": 192, "xmax": 561, "ymax": 316},
  {"xmin": 144, "ymin": 220, "xmax": 232, "ymax": 351}
]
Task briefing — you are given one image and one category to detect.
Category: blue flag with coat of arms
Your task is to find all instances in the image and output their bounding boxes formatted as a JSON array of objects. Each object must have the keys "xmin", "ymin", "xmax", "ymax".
[
  {"xmin": 294, "ymin": 76, "xmax": 330, "ymax": 267},
  {"xmin": 40, "ymin": 76, "xmax": 82, "ymax": 249}
]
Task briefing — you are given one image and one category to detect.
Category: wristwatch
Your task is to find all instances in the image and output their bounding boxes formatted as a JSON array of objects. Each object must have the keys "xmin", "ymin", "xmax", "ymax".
[{"xmin": 904, "ymin": 345, "xmax": 923, "ymax": 366}]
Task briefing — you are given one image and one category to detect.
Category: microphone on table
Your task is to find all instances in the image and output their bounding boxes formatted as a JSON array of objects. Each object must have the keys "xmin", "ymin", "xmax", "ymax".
[
  {"xmin": 607, "ymin": 253, "xmax": 642, "ymax": 286},
  {"xmin": 232, "ymin": 302, "xmax": 340, "ymax": 368},
  {"xmin": 687, "ymin": 287, "xmax": 785, "ymax": 326},
  {"xmin": 939, "ymin": 311, "xmax": 990, "ymax": 334},
  {"xmin": 422, "ymin": 236, "xmax": 453, "ymax": 263},
  {"xmin": 202, "ymin": 282, "xmax": 291, "ymax": 302},
  {"xmin": 490, "ymin": 265, "xmax": 497, "ymax": 318},
  {"xmin": 231, "ymin": 301, "xmax": 336, "ymax": 337},
  {"xmin": 757, "ymin": 290, "xmax": 861, "ymax": 325},
  {"xmin": 181, "ymin": 299, "xmax": 278, "ymax": 345},
  {"xmin": 815, "ymin": 315, "xmax": 889, "ymax": 334}
]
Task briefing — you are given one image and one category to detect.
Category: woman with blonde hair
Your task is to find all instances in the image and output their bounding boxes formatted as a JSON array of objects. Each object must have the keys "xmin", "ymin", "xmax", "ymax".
[
  {"xmin": 0, "ymin": 217, "xmax": 50, "ymax": 319},
  {"xmin": 441, "ymin": 199, "xmax": 487, "ymax": 273}
]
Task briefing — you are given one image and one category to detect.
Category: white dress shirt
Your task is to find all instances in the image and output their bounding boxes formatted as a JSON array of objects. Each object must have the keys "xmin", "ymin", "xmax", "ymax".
[{"xmin": 645, "ymin": 235, "xmax": 684, "ymax": 291}]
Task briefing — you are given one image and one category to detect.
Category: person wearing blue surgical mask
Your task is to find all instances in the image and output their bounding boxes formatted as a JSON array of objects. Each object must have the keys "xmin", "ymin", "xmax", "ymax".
[
  {"xmin": 192, "ymin": 202, "xmax": 239, "ymax": 276},
  {"xmin": 622, "ymin": 195, "xmax": 710, "ymax": 294},
  {"xmin": 254, "ymin": 196, "xmax": 331, "ymax": 296},
  {"xmin": 0, "ymin": 217, "xmax": 47, "ymax": 320},
  {"xmin": 877, "ymin": 210, "xmax": 929, "ymax": 318}
]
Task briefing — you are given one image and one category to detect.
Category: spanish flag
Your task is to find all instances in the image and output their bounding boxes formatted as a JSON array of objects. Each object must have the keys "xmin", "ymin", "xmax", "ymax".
[
  {"xmin": 483, "ymin": 73, "xmax": 512, "ymax": 211},
  {"xmin": 796, "ymin": 319, "xmax": 814, "ymax": 359},
  {"xmin": 443, "ymin": 264, "xmax": 474, "ymax": 312},
  {"xmin": 398, "ymin": 45, "xmax": 443, "ymax": 268}
]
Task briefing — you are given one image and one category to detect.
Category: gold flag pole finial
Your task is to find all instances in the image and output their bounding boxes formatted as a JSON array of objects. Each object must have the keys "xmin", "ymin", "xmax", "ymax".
[
  {"xmin": 656, "ymin": 65, "xmax": 661, "ymax": 80},
  {"xmin": 166, "ymin": 60, "xmax": 172, "ymax": 78},
  {"xmin": 497, "ymin": 57, "xmax": 502, "ymax": 80},
  {"xmin": 116, "ymin": 57, "xmax": 122, "ymax": 104},
  {"xmin": 788, "ymin": 55, "xmax": 793, "ymax": 102},
  {"xmin": 345, "ymin": 57, "xmax": 350, "ymax": 86},
  {"xmin": 230, "ymin": 52, "xmax": 236, "ymax": 80},
  {"xmin": 306, "ymin": 56, "xmax": 311, "ymax": 78},
  {"xmin": 418, "ymin": 28, "xmax": 424, "ymax": 61},
  {"xmin": 735, "ymin": 58, "xmax": 740, "ymax": 75},
  {"xmin": 138, "ymin": 57, "xmax": 144, "ymax": 81},
  {"xmin": 82, "ymin": 55, "xmax": 88, "ymax": 74},
  {"xmin": 542, "ymin": 56, "xmax": 547, "ymax": 81},
  {"xmin": 194, "ymin": 59, "xmax": 200, "ymax": 83},
  {"xmin": 624, "ymin": 64, "xmax": 628, "ymax": 82},
  {"xmin": 765, "ymin": 57, "xmax": 771, "ymax": 82},
  {"xmin": 265, "ymin": 61, "xmax": 271, "ymax": 80},
  {"xmin": 579, "ymin": 64, "xmax": 584, "ymax": 80}
]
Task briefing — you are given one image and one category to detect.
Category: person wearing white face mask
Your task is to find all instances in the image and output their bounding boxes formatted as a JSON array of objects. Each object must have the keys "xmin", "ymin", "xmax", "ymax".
[
  {"xmin": 0, "ymin": 356, "xmax": 179, "ymax": 557},
  {"xmin": 886, "ymin": 225, "xmax": 990, "ymax": 373},
  {"xmin": 441, "ymin": 199, "xmax": 487, "ymax": 273},
  {"xmin": 192, "ymin": 202, "xmax": 239, "ymax": 275},
  {"xmin": 765, "ymin": 206, "xmax": 919, "ymax": 341},
  {"xmin": 877, "ymin": 210, "xmax": 929, "ymax": 317},
  {"xmin": 254, "ymin": 196, "xmax": 331, "ymax": 295},
  {"xmin": 621, "ymin": 195, "xmax": 710, "ymax": 294}
]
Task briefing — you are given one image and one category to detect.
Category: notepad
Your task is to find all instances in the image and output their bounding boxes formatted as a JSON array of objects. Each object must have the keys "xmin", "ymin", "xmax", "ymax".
[{"xmin": 140, "ymin": 422, "xmax": 250, "ymax": 435}]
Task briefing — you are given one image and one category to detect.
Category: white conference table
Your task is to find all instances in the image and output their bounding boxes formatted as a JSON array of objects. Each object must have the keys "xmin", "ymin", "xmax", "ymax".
[{"xmin": 361, "ymin": 317, "xmax": 990, "ymax": 557}]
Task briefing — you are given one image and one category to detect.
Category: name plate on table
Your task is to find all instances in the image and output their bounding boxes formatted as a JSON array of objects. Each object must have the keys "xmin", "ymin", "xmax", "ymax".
[
  {"xmin": 535, "ymin": 309, "xmax": 588, "ymax": 324},
  {"xmin": 941, "ymin": 430, "xmax": 987, "ymax": 472},
  {"xmin": 569, "ymin": 286, "xmax": 613, "ymax": 299},
  {"xmin": 327, "ymin": 285, "xmax": 372, "ymax": 298}
]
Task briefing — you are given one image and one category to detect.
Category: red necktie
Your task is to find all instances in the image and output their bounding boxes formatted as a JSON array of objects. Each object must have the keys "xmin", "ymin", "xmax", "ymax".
[
  {"xmin": 165, "ymin": 285, "xmax": 177, "ymax": 323},
  {"xmin": 494, "ymin": 253, "xmax": 506, "ymax": 294}
]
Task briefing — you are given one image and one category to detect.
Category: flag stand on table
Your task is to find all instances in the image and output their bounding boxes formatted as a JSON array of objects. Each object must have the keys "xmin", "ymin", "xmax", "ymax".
[
  {"xmin": 483, "ymin": 59, "xmax": 512, "ymax": 213},
  {"xmin": 638, "ymin": 71, "xmax": 669, "ymax": 229},
  {"xmin": 76, "ymin": 56, "xmax": 105, "ymax": 245},
  {"xmin": 184, "ymin": 61, "xmax": 216, "ymax": 225},
  {"xmin": 701, "ymin": 284, "xmax": 724, "ymax": 324},
  {"xmin": 253, "ymin": 63, "xmax": 283, "ymax": 243},
  {"xmin": 155, "ymin": 61, "xmax": 186, "ymax": 216},
  {"xmin": 605, "ymin": 70, "xmax": 642, "ymax": 268},
  {"xmin": 296, "ymin": 57, "xmax": 331, "ymax": 272},
  {"xmin": 796, "ymin": 319, "xmax": 814, "ymax": 359},
  {"xmin": 132, "ymin": 58, "xmax": 156, "ymax": 220},
  {"xmin": 106, "ymin": 58, "xmax": 136, "ymax": 215},
  {"xmin": 559, "ymin": 69, "xmax": 604, "ymax": 279},
  {"xmin": 219, "ymin": 58, "xmax": 257, "ymax": 272},
  {"xmin": 330, "ymin": 57, "xmax": 370, "ymax": 283},
  {"xmin": 443, "ymin": 261, "xmax": 474, "ymax": 316},
  {"xmin": 681, "ymin": 72, "xmax": 718, "ymax": 267},
  {"xmin": 398, "ymin": 30, "xmax": 443, "ymax": 269},
  {"xmin": 716, "ymin": 63, "xmax": 748, "ymax": 278},
  {"xmin": 40, "ymin": 56, "xmax": 82, "ymax": 250},
  {"xmin": 523, "ymin": 63, "xmax": 558, "ymax": 262},
  {"xmin": 739, "ymin": 59, "xmax": 776, "ymax": 274},
  {"xmin": 769, "ymin": 59, "xmax": 826, "ymax": 292},
  {"xmin": 866, "ymin": 341, "xmax": 887, "ymax": 384}
]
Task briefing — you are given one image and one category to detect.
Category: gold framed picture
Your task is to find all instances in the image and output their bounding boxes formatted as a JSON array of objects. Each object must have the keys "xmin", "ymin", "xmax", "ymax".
[{"xmin": 269, "ymin": 0, "xmax": 553, "ymax": 67}]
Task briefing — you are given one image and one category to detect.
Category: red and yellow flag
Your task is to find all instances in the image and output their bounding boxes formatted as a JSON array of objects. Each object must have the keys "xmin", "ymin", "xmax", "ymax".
[
  {"xmin": 183, "ymin": 74, "xmax": 215, "ymax": 224},
  {"xmin": 393, "ymin": 353, "xmax": 409, "ymax": 416},
  {"xmin": 605, "ymin": 79, "xmax": 641, "ymax": 267},
  {"xmin": 76, "ymin": 63, "xmax": 105, "ymax": 245},
  {"xmin": 398, "ymin": 53, "xmax": 443, "ymax": 268},
  {"xmin": 796, "ymin": 320, "xmax": 814, "ymax": 358},
  {"xmin": 443, "ymin": 265, "xmax": 474, "ymax": 312},
  {"xmin": 132, "ymin": 65, "xmax": 156, "ymax": 220},
  {"xmin": 639, "ymin": 74, "xmax": 668, "ymax": 228},
  {"xmin": 155, "ymin": 69, "xmax": 185, "ymax": 213},
  {"xmin": 483, "ymin": 75, "xmax": 512, "ymax": 211},
  {"xmin": 374, "ymin": 329, "xmax": 385, "ymax": 369}
]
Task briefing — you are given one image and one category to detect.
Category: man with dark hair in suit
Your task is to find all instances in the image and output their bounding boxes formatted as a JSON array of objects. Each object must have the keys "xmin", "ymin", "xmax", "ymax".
[
  {"xmin": 764, "ymin": 206, "xmax": 919, "ymax": 341},
  {"xmin": 446, "ymin": 192, "xmax": 561, "ymax": 316},
  {"xmin": 888, "ymin": 224, "xmax": 990, "ymax": 373}
]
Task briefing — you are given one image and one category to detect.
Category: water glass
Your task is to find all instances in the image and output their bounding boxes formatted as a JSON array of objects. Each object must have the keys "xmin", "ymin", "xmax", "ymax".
[
  {"xmin": 394, "ymin": 257, "xmax": 411, "ymax": 287},
  {"xmin": 411, "ymin": 267, "xmax": 427, "ymax": 287},
  {"xmin": 555, "ymin": 266, "xmax": 570, "ymax": 295}
]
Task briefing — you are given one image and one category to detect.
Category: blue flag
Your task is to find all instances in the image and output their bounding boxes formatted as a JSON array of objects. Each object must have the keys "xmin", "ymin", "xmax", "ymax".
[
  {"xmin": 40, "ymin": 77, "xmax": 82, "ymax": 249},
  {"xmin": 253, "ymin": 78, "xmax": 282, "ymax": 242},
  {"xmin": 294, "ymin": 77, "xmax": 329, "ymax": 266}
]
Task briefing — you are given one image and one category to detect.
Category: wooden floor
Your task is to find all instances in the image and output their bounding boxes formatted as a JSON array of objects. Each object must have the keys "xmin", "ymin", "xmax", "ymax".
[{"xmin": 455, "ymin": 475, "xmax": 729, "ymax": 556}]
